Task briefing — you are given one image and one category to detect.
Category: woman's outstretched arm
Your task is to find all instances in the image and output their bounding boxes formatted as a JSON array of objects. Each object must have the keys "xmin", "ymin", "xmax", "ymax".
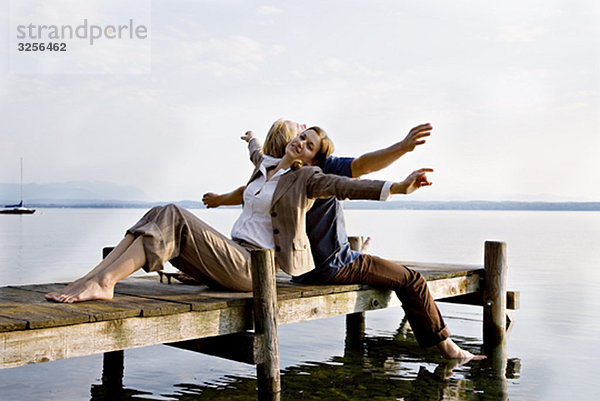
[
  {"xmin": 241, "ymin": 130, "xmax": 263, "ymax": 166},
  {"xmin": 202, "ymin": 186, "xmax": 245, "ymax": 208},
  {"xmin": 306, "ymin": 167, "xmax": 434, "ymax": 201}
]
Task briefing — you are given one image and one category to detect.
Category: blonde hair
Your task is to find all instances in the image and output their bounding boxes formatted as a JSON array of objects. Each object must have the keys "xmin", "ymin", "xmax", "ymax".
[{"xmin": 263, "ymin": 119, "xmax": 296, "ymax": 158}]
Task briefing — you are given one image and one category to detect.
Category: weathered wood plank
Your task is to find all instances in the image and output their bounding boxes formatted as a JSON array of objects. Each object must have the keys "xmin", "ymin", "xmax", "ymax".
[
  {"xmin": 114, "ymin": 280, "xmax": 253, "ymax": 309},
  {"xmin": 427, "ymin": 273, "xmax": 482, "ymax": 299},
  {"xmin": 0, "ymin": 306, "xmax": 252, "ymax": 369},
  {"xmin": 17, "ymin": 283, "xmax": 191, "ymax": 318},
  {"xmin": 3, "ymin": 286, "xmax": 142, "ymax": 322},
  {"xmin": 0, "ymin": 315, "xmax": 28, "ymax": 332},
  {"xmin": 0, "ymin": 302, "xmax": 90, "ymax": 329}
]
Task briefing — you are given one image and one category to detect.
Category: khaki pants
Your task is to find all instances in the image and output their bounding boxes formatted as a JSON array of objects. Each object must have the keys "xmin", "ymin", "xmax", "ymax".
[
  {"xmin": 127, "ymin": 204, "xmax": 253, "ymax": 291},
  {"xmin": 330, "ymin": 254, "xmax": 450, "ymax": 348}
]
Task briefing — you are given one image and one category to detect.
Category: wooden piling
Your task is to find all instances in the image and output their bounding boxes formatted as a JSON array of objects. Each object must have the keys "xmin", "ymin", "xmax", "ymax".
[
  {"xmin": 483, "ymin": 241, "xmax": 507, "ymax": 349},
  {"xmin": 101, "ymin": 247, "xmax": 124, "ymax": 390},
  {"xmin": 250, "ymin": 249, "xmax": 281, "ymax": 401},
  {"xmin": 345, "ymin": 236, "xmax": 366, "ymax": 351},
  {"xmin": 102, "ymin": 350, "xmax": 124, "ymax": 391}
]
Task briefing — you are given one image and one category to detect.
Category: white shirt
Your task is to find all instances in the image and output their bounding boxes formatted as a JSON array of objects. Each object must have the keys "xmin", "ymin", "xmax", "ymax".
[
  {"xmin": 231, "ymin": 156, "xmax": 289, "ymax": 249},
  {"xmin": 231, "ymin": 155, "xmax": 393, "ymax": 249}
]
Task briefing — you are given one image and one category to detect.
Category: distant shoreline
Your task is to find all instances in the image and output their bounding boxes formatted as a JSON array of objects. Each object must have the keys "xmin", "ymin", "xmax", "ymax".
[{"xmin": 13, "ymin": 200, "xmax": 600, "ymax": 211}]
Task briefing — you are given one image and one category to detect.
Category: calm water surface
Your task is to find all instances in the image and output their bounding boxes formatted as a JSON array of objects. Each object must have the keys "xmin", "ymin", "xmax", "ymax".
[{"xmin": 0, "ymin": 208, "xmax": 599, "ymax": 400}]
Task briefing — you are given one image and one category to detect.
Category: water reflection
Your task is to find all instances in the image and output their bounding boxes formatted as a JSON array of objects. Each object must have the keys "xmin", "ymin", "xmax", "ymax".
[{"xmin": 90, "ymin": 322, "xmax": 520, "ymax": 401}]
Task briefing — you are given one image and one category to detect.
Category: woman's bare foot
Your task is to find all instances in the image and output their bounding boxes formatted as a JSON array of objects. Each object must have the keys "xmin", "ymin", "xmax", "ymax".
[
  {"xmin": 437, "ymin": 338, "xmax": 486, "ymax": 362},
  {"xmin": 45, "ymin": 277, "xmax": 114, "ymax": 303}
]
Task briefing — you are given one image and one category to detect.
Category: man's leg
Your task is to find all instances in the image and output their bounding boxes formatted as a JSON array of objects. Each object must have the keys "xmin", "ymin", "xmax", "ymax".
[{"xmin": 330, "ymin": 254, "xmax": 483, "ymax": 360}]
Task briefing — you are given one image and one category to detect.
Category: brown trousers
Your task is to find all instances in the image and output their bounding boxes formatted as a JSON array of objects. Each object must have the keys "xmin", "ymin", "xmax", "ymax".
[
  {"xmin": 330, "ymin": 254, "xmax": 450, "ymax": 348},
  {"xmin": 127, "ymin": 204, "xmax": 254, "ymax": 291}
]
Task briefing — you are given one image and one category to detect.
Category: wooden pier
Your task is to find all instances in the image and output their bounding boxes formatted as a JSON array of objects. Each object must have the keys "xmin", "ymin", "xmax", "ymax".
[{"xmin": 0, "ymin": 239, "xmax": 518, "ymax": 400}]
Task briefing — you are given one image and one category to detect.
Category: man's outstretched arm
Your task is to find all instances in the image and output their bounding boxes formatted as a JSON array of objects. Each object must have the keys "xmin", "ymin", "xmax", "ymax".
[
  {"xmin": 350, "ymin": 123, "xmax": 432, "ymax": 178},
  {"xmin": 202, "ymin": 186, "xmax": 245, "ymax": 208}
]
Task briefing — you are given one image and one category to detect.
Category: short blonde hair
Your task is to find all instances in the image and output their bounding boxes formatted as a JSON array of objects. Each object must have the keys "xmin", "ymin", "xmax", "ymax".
[{"xmin": 263, "ymin": 119, "xmax": 296, "ymax": 158}]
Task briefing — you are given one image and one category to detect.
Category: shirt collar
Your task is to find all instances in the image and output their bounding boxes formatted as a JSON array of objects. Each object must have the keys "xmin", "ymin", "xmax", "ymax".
[{"xmin": 259, "ymin": 156, "xmax": 291, "ymax": 177}]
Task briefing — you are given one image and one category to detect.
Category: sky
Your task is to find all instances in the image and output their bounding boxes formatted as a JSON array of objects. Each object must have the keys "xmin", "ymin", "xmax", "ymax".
[{"xmin": 1, "ymin": 0, "xmax": 599, "ymax": 202}]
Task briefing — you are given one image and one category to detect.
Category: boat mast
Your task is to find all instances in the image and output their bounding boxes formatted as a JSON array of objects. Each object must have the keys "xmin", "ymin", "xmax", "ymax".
[{"xmin": 20, "ymin": 157, "xmax": 23, "ymax": 202}]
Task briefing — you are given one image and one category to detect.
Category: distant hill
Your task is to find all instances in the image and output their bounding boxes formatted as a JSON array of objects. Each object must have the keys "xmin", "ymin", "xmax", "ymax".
[
  {"xmin": 1, "ymin": 181, "xmax": 598, "ymax": 210},
  {"xmin": 0, "ymin": 181, "xmax": 149, "ymax": 203},
  {"xmin": 342, "ymin": 200, "xmax": 600, "ymax": 211}
]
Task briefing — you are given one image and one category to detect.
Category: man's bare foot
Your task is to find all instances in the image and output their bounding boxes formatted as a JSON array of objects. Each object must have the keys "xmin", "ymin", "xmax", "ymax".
[
  {"xmin": 360, "ymin": 237, "xmax": 372, "ymax": 254},
  {"xmin": 437, "ymin": 338, "xmax": 486, "ymax": 362},
  {"xmin": 45, "ymin": 278, "xmax": 114, "ymax": 303}
]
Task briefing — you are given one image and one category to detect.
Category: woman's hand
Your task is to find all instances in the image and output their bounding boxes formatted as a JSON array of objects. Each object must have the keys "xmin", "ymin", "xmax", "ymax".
[
  {"xmin": 391, "ymin": 168, "xmax": 434, "ymax": 194},
  {"xmin": 240, "ymin": 130, "xmax": 257, "ymax": 143},
  {"xmin": 202, "ymin": 192, "xmax": 223, "ymax": 208}
]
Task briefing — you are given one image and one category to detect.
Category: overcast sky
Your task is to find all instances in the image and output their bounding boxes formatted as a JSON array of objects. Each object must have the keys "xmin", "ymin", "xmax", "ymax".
[{"xmin": 1, "ymin": 0, "xmax": 599, "ymax": 202}]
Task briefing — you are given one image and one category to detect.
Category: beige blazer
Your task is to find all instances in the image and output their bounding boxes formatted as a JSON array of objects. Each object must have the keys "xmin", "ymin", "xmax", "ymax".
[{"xmin": 246, "ymin": 139, "xmax": 385, "ymax": 276}]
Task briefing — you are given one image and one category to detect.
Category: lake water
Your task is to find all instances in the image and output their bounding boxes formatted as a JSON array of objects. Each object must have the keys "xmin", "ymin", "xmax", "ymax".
[{"xmin": 0, "ymin": 208, "xmax": 599, "ymax": 400}]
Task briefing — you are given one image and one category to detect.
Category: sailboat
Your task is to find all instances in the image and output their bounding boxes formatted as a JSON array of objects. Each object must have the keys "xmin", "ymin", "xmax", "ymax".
[{"xmin": 0, "ymin": 158, "xmax": 36, "ymax": 215}]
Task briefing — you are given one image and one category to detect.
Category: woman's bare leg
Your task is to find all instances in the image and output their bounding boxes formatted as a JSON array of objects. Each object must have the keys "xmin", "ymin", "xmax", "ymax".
[
  {"xmin": 75, "ymin": 234, "xmax": 136, "ymax": 283},
  {"xmin": 45, "ymin": 236, "xmax": 147, "ymax": 303}
]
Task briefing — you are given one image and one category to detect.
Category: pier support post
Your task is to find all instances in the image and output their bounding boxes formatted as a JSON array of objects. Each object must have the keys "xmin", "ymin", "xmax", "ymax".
[
  {"xmin": 483, "ymin": 241, "xmax": 507, "ymax": 350},
  {"xmin": 345, "ymin": 236, "xmax": 366, "ymax": 352},
  {"xmin": 101, "ymin": 350, "xmax": 124, "ymax": 391},
  {"xmin": 250, "ymin": 249, "xmax": 281, "ymax": 401},
  {"xmin": 101, "ymin": 247, "xmax": 125, "ymax": 394}
]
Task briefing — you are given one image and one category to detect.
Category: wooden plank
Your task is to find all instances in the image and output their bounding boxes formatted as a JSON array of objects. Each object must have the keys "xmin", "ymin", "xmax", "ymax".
[
  {"xmin": 427, "ymin": 273, "xmax": 482, "ymax": 299},
  {"xmin": 17, "ymin": 283, "xmax": 191, "ymax": 318},
  {"xmin": 0, "ymin": 305, "xmax": 253, "ymax": 369},
  {"xmin": 276, "ymin": 273, "xmax": 482, "ymax": 325},
  {"xmin": 0, "ymin": 316, "xmax": 28, "ymax": 332},
  {"xmin": 277, "ymin": 288, "xmax": 398, "ymax": 324},
  {"xmin": 397, "ymin": 260, "xmax": 482, "ymax": 272},
  {"xmin": 3, "ymin": 286, "xmax": 142, "ymax": 322},
  {"xmin": 113, "ymin": 280, "xmax": 252, "ymax": 309},
  {"xmin": 0, "ymin": 302, "xmax": 90, "ymax": 329}
]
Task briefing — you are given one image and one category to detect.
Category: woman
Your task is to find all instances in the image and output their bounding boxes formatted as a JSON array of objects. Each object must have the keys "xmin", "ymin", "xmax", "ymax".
[{"xmin": 45, "ymin": 127, "xmax": 430, "ymax": 303}]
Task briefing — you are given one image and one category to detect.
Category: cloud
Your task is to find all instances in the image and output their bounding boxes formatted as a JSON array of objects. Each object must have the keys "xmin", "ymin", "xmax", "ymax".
[
  {"xmin": 498, "ymin": 25, "xmax": 549, "ymax": 43},
  {"xmin": 256, "ymin": 6, "xmax": 283, "ymax": 16},
  {"xmin": 153, "ymin": 35, "xmax": 282, "ymax": 81}
]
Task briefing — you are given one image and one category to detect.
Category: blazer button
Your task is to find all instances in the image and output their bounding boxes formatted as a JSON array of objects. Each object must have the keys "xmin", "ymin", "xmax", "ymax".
[
  {"xmin": 271, "ymin": 212, "xmax": 277, "ymax": 217},
  {"xmin": 275, "ymin": 246, "xmax": 281, "ymax": 252},
  {"xmin": 273, "ymin": 228, "xmax": 279, "ymax": 234}
]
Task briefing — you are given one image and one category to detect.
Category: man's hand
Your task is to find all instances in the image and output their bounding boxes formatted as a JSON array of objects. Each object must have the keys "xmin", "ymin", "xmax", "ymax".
[
  {"xmin": 202, "ymin": 192, "xmax": 223, "ymax": 208},
  {"xmin": 400, "ymin": 123, "xmax": 432, "ymax": 153},
  {"xmin": 391, "ymin": 168, "xmax": 434, "ymax": 194},
  {"xmin": 240, "ymin": 130, "xmax": 257, "ymax": 143},
  {"xmin": 351, "ymin": 123, "xmax": 433, "ymax": 178}
]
